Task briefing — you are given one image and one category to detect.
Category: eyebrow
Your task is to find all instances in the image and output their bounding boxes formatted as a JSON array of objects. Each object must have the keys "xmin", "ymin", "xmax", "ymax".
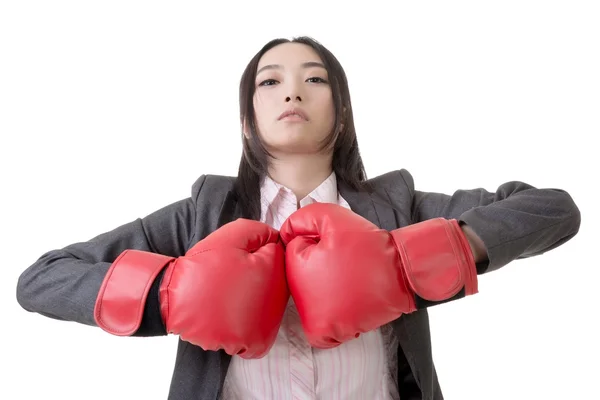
[{"xmin": 256, "ymin": 61, "xmax": 326, "ymax": 75}]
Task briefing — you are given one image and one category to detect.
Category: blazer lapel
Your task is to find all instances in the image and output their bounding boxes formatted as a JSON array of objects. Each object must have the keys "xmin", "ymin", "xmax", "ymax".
[
  {"xmin": 339, "ymin": 178, "xmax": 427, "ymax": 397},
  {"xmin": 338, "ymin": 179, "xmax": 398, "ymax": 231},
  {"xmin": 337, "ymin": 180, "xmax": 377, "ymax": 223},
  {"xmin": 182, "ymin": 184, "xmax": 241, "ymax": 399},
  {"xmin": 212, "ymin": 178, "xmax": 422, "ymax": 398},
  {"xmin": 216, "ymin": 189, "xmax": 244, "ymax": 228}
]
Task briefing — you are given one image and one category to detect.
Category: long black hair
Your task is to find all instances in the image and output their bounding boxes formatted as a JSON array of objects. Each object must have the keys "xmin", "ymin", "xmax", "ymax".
[{"xmin": 235, "ymin": 36, "xmax": 368, "ymax": 220}]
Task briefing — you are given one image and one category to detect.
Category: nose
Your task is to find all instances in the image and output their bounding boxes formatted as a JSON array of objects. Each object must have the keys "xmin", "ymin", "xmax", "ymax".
[
  {"xmin": 284, "ymin": 81, "xmax": 303, "ymax": 103},
  {"xmin": 285, "ymin": 95, "xmax": 302, "ymax": 102}
]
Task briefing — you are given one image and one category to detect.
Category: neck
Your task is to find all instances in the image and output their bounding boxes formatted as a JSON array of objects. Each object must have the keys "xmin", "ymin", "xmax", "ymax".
[{"xmin": 267, "ymin": 152, "xmax": 333, "ymax": 201}]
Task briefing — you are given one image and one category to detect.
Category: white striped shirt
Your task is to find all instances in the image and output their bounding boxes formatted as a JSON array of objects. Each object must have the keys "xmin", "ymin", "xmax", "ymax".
[{"xmin": 220, "ymin": 171, "xmax": 400, "ymax": 400}]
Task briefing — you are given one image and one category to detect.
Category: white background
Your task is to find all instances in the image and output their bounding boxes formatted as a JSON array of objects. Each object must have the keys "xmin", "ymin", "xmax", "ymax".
[{"xmin": 1, "ymin": 1, "xmax": 598, "ymax": 399}]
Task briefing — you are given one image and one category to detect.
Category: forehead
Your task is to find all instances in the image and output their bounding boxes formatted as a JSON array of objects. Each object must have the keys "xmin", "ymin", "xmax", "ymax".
[{"xmin": 257, "ymin": 42, "xmax": 323, "ymax": 70}]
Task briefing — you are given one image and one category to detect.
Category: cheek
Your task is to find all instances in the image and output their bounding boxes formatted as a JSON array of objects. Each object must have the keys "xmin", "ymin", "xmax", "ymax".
[
  {"xmin": 316, "ymin": 89, "xmax": 335, "ymax": 116},
  {"xmin": 319, "ymin": 98, "xmax": 336, "ymax": 131},
  {"xmin": 253, "ymin": 96, "xmax": 269, "ymax": 131},
  {"xmin": 254, "ymin": 92, "xmax": 277, "ymax": 120}
]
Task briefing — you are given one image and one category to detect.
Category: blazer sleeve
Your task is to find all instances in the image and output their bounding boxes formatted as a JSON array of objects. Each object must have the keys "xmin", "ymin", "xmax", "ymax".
[
  {"xmin": 16, "ymin": 175, "xmax": 207, "ymax": 337},
  {"xmin": 397, "ymin": 169, "xmax": 581, "ymax": 274}
]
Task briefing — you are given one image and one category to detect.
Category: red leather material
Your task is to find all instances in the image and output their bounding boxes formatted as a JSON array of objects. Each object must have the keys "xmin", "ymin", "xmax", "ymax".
[
  {"xmin": 280, "ymin": 202, "xmax": 478, "ymax": 349},
  {"xmin": 158, "ymin": 219, "xmax": 289, "ymax": 359},
  {"xmin": 94, "ymin": 249, "xmax": 174, "ymax": 336},
  {"xmin": 94, "ymin": 219, "xmax": 289, "ymax": 359},
  {"xmin": 280, "ymin": 203, "xmax": 410, "ymax": 348},
  {"xmin": 390, "ymin": 218, "xmax": 478, "ymax": 302}
]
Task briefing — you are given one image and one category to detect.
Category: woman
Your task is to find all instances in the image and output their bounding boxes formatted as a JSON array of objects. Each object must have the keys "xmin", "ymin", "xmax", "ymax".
[{"xmin": 16, "ymin": 36, "xmax": 581, "ymax": 400}]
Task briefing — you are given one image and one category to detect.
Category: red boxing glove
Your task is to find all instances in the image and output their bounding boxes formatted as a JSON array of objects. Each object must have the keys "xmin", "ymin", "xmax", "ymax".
[
  {"xmin": 279, "ymin": 203, "xmax": 478, "ymax": 349},
  {"xmin": 94, "ymin": 219, "xmax": 289, "ymax": 359}
]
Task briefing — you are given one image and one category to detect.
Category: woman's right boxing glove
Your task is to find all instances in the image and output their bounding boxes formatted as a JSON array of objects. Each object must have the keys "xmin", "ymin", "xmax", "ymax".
[{"xmin": 94, "ymin": 218, "xmax": 289, "ymax": 359}]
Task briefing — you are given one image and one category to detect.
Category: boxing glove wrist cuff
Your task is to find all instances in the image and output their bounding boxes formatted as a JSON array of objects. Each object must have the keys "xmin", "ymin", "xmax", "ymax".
[
  {"xmin": 390, "ymin": 218, "xmax": 478, "ymax": 310},
  {"xmin": 94, "ymin": 249, "xmax": 175, "ymax": 336}
]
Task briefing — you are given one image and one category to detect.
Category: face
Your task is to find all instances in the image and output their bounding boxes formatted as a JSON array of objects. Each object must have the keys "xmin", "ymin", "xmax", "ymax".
[{"xmin": 249, "ymin": 42, "xmax": 335, "ymax": 155}]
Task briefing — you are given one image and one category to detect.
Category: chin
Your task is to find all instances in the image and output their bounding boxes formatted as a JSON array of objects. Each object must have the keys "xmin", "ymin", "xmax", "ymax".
[
  {"xmin": 261, "ymin": 127, "xmax": 330, "ymax": 154},
  {"xmin": 266, "ymin": 140, "xmax": 321, "ymax": 156}
]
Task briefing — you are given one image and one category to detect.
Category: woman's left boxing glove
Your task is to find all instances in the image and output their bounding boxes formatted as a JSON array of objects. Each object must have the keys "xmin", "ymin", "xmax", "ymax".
[{"xmin": 279, "ymin": 202, "xmax": 478, "ymax": 349}]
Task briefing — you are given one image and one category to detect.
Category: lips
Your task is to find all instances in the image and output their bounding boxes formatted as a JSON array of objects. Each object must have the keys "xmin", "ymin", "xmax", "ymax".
[{"xmin": 278, "ymin": 108, "xmax": 308, "ymax": 121}]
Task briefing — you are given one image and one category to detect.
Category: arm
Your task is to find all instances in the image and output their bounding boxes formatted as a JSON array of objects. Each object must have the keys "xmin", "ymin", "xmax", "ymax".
[
  {"xmin": 278, "ymin": 170, "xmax": 581, "ymax": 348},
  {"xmin": 16, "ymin": 175, "xmax": 206, "ymax": 337},
  {"xmin": 402, "ymin": 169, "xmax": 581, "ymax": 274}
]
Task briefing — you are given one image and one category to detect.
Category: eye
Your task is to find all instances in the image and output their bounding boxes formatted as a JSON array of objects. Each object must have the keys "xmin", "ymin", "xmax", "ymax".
[
  {"xmin": 307, "ymin": 77, "xmax": 328, "ymax": 84},
  {"xmin": 258, "ymin": 79, "xmax": 278, "ymax": 87},
  {"xmin": 257, "ymin": 77, "xmax": 328, "ymax": 87}
]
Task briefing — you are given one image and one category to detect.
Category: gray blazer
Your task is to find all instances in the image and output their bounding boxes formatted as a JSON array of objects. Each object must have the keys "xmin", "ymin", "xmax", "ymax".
[{"xmin": 16, "ymin": 169, "xmax": 581, "ymax": 400}]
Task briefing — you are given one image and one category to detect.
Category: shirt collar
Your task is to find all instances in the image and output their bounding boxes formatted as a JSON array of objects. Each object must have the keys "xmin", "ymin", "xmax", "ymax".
[
  {"xmin": 304, "ymin": 170, "xmax": 339, "ymax": 204},
  {"xmin": 260, "ymin": 170, "xmax": 339, "ymax": 206}
]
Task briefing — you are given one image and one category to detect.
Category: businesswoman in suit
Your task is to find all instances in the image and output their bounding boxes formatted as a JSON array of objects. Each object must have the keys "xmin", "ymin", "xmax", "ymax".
[{"xmin": 16, "ymin": 36, "xmax": 581, "ymax": 400}]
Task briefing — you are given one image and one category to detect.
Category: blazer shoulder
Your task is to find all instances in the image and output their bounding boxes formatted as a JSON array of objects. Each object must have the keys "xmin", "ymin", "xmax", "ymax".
[
  {"xmin": 188, "ymin": 174, "xmax": 239, "ymax": 243},
  {"xmin": 366, "ymin": 169, "xmax": 416, "ymax": 197},
  {"xmin": 359, "ymin": 169, "xmax": 417, "ymax": 226},
  {"xmin": 191, "ymin": 174, "xmax": 237, "ymax": 203}
]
